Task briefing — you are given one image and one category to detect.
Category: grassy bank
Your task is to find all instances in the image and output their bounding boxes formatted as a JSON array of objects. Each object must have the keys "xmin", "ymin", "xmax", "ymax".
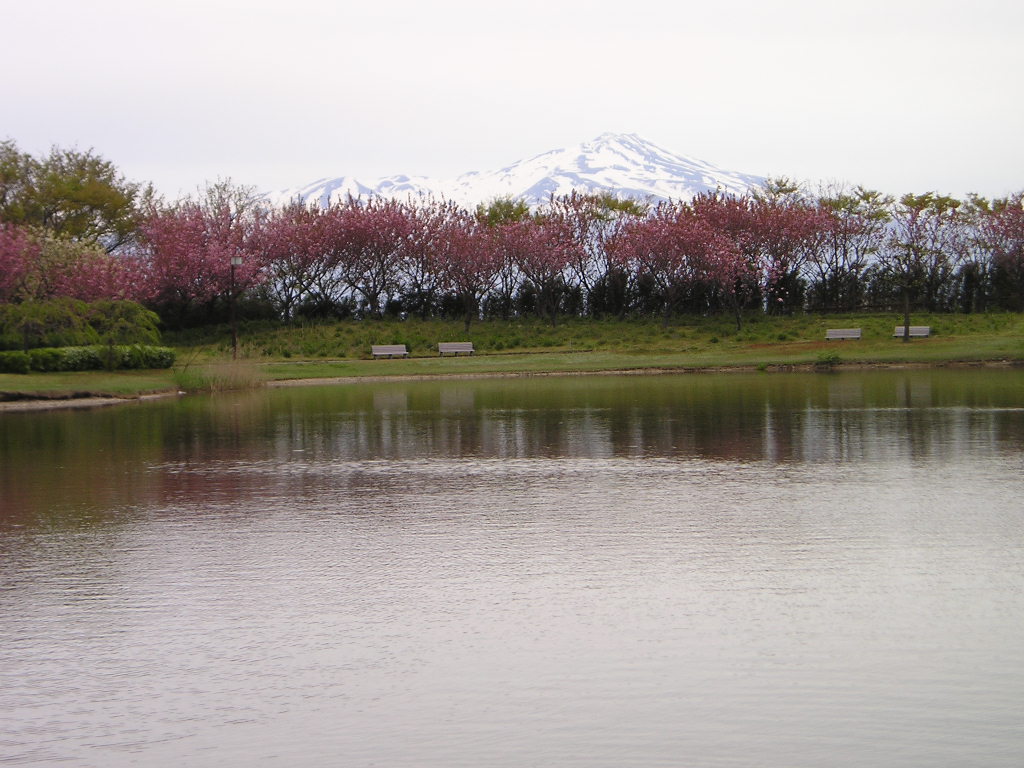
[
  {"xmin": 3, "ymin": 313, "xmax": 1022, "ymax": 402},
  {"xmin": 0, "ymin": 369, "xmax": 179, "ymax": 401},
  {"xmin": 166, "ymin": 312, "xmax": 1024, "ymax": 362}
]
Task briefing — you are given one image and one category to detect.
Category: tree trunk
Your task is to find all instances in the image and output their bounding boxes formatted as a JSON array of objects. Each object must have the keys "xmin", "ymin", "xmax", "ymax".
[
  {"xmin": 463, "ymin": 293, "xmax": 474, "ymax": 333},
  {"xmin": 901, "ymin": 285, "xmax": 911, "ymax": 342},
  {"xmin": 543, "ymin": 290, "xmax": 558, "ymax": 327}
]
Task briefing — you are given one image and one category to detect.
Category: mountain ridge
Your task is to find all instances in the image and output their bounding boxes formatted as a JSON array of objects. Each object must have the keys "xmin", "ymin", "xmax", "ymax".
[{"xmin": 271, "ymin": 133, "xmax": 767, "ymax": 208}]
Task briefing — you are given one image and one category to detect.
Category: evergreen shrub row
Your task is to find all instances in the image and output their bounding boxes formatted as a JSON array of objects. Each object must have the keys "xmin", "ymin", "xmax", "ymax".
[{"xmin": 0, "ymin": 345, "xmax": 175, "ymax": 374}]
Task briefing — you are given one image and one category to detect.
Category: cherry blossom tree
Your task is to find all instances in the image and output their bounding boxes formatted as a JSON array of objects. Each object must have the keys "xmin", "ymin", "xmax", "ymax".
[
  {"xmin": 687, "ymin": 186, "xmax": 833, "ymax": 320},
  {"xmin": 547, "ymin": 191, "xmax": 647, "ymax": 316},
  {"xmin": 41, "ymin": 236, "xmax": 135, "ymax": 301},
  {"xmin": 688, "ymin": 192, "xmax": 762, "ymax": 328},
  {"xmin": 432, "ymin": 205, "xmax": 502, "ymax": 331},
  {"xmin": 322, "ymin": 197, "xmax": 413, "ymax": 318},
  {"xmin": 261, "ymin": 200, "xmax": 339, "ymax": 319},
  {"xmin": 748, "ymin": 194, "xmax": 834, "ymax": 313},
  {"xmin": 972, "ymin": 191, "xmax": 1024, "ymax": 311},
  {"xmin": 0, "ymin": 223, "xmax": 133, "ymax": 303},
  {"xmin": 0, "ymin": 223, "xmax": 34, "ymax": 302},
  {"xmin": 609, "ymin": 201, "xmax": 743, "ymax": 325},
  {"xmin": 475, "ymin": 197, "xmax": 531, "ymax": 319},
  {"xmin": 398, "ymin": 198, "xmax": 456, "ymax": 320},
  {"xmin": 136, "ymin": 182, "xmax": 265, "ymax": 326},
  {"xmin": 493, "ymin": 213, "xmax": 579, "ymax": 326}
]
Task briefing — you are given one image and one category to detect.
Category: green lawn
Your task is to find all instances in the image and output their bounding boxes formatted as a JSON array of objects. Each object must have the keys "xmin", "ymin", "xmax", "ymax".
[
  {"xmin": 3, "ymin": 313, "xmax": 1022, "ymax": 400},
  {"xmin": 0, "ymin": 369, "xmax": 179, "ymax": 398}
]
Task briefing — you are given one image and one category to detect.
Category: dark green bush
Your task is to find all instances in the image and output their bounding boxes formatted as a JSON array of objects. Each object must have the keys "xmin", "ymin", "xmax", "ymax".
[
  {"xmin": 0, "ymin": 299, "xmax": 161, "ymax": 351},
  {"xmin": 87, "ymin": 301, "xmax": 161, "ymax": 345},
  {"xmin": 142, "ymin": 346, "xmax": 176, "ymax": 369},
  {"xmin": 0, "ymin": 350, "xmax": 31, "ymax": 374},
  {"xmin": 110, "ymin": 344, "xmax": 175, "ymax": 370},
  {"xmin": 0, "ymin": 345, "xmax": 175, "ymax": 373},
  {"xmin": 28, "ymin": 347, "xmax": 64, "ymax": 372},
  {"xmin": 96, "ymin": 345, "xmax": 175, "ymax": 371},
  {"xmin": 60, "ymin": 346, "xmax": 104, "ymax": 371},
  {"xmin": 0, "ymin": 299, "xmax": 96, "ymax": 350}
]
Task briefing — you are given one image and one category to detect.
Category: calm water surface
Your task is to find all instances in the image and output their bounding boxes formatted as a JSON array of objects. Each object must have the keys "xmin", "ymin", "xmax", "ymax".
[{"xmin": 1, "ymin": 370, "xmax": 1023, "ymax": 767}]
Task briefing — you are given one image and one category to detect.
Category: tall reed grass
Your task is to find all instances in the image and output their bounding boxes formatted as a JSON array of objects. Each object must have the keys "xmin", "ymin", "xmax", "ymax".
[{"xmin": 172, "ymin": 359, "xmax": 266, "ymax": 392}]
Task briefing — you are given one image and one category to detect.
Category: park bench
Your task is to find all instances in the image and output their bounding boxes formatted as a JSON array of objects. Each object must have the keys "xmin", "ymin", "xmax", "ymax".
[
  {"xmin": 825, "ymin": 328, "xmax": 862, "ymax": 340},
  {"xmin": 438, "ymin": 342, "xmax": 474, "ymax": 356},
  {"xmin": 371, "ymin": 344, "xmax": 409, "ymax": 358},
  {"xmin": 893, "ymin": 326, "xmax": 931, "ymax": 338}
]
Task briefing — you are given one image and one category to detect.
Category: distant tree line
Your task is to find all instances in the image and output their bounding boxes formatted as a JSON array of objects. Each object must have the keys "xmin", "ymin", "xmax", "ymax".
[{"xmin": 2, "ymin": 140, "xmax": 1023, "ymax": 333}]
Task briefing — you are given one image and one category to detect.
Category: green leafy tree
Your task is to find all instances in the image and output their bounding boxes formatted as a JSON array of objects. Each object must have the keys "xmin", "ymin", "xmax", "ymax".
[
  {"xmin": 0, "ymin": 139, "xmax": 150, "ymax": 253},
  {"xmin": 753, "ymin": 176, "xmax": 805, "ymax": 204},
  {"xmin": 810, "ymin": 185, "xmax": 892, "ymax": 311},
  {"xmin": 881, "ymin": 193, "xmax": 964, "ymax": 340},
  {"xmin": 0, "ymin": 141, "xmax": 35, "ymax": 219},
  {"xmin": 475, "ymin": 197, "xmax": 532, "ymax": 319},
  {"xmin": 475, "ymin": 196, "xmax": 530, "ymax": 227},
  {"xmin": 548, "ymin": 191, "xmax": 648, "ymax": 317}
]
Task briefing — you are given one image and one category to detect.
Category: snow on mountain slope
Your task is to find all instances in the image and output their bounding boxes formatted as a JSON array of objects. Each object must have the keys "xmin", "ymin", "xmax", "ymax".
[{"xmin": 271, "ymin": 133, "xmax": 766, "ymax": 209}]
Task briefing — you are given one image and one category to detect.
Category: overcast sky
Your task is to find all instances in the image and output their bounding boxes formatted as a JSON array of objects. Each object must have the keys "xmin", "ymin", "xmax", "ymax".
[{"xmin": 4, "ymin": 0, "xmax": 1022, "ymax": 200}]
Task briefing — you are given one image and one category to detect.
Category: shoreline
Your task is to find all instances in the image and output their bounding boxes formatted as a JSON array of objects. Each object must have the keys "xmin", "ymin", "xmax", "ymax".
[
  {"xmin": 2, "ymin": 358, "xmax": 1020, "ymax": 413},
  {"xmin": 0, "ymin": 391, "xmax": 180, "ymax": 413},
  {"xmin": 265, "ymin": 358, "xmax": 1019, "ymax": 388}
]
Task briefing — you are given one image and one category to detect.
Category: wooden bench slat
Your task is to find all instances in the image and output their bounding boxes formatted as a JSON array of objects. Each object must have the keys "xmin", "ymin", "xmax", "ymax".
[
  {"xmin": 893, "ymin": 326, "xmax": 931, "ymax": 337},
  {"xmin": 438, "ymin": 342, "xmax": 474, "ymax": 356},
  {"xmin": 371, "ymin": 344, "xmax": 409, "ymax": 358},
  {"xmin": 826, "ymin": 328, "xmax": 861, "ymax": 340}
]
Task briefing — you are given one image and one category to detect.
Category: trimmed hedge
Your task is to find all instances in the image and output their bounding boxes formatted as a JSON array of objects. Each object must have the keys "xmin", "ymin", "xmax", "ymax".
[
  {"xmin": 0, "ymin": 350, "xmax": 30, "ymax": 374},
  {"xmin": 0, "ymin": 345, "xmax": 175, "ymax": 374},
  {"xmin": 28, "ymin": 347, "xmax": 64, "ymax": 372}
]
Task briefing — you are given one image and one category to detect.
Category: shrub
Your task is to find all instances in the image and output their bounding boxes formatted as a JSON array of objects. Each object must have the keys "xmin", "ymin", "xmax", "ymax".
[
  {"xmin": 12, "ymin": 345, "xmax": 175, "ymax": 373},
  {"xmin": 60, "ymin": 346, "xmax": 104, "ymax": 371},
  {"xmin": 0, "ymin": 350, "xmax": 30, "ymax": 374},
  {"xmin": 125, "ymin": 344, "xmax": 148, "ymax": 369},
  {"xmin": 0, "ymin": 299, "xmax": 161, "ymax": 351},
  {"xmin": 106, "ymin": 345, "xmax": 175, "ymax": 370},
  {"xmin": 815, "ymin": 350, "xmax": 841, "ymax": 368},
  {"xmin": 28, "ymin": 347, "xmax": 64, "ymax": 372},
  {"xmin": 88, "ymin": 301, "xmax": 161, "ymax": 345},
  {"xmin": 142, "ymin": 346, "xmax": 176, "ymax": 369}
]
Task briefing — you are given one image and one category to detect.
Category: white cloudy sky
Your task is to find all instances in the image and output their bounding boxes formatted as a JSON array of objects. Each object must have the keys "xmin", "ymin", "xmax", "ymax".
[{"xmin": 3, "ymin": 0, "xmax": 1022, "ymax": 199}]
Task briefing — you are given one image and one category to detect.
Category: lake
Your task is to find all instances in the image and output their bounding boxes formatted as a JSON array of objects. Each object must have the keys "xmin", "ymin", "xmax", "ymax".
[{"xmin": 2, "ymin": 369, "xmax": 1023, "ymax": 767}]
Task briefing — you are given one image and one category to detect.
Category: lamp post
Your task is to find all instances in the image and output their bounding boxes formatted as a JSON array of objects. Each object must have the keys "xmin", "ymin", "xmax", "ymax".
[{"xmin": 230, "ymin": 256, "xmax": 242, "ymax": 359}]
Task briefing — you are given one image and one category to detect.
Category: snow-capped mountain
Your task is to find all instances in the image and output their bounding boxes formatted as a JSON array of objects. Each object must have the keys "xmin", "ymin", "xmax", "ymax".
[{"xmin": 272, "ymin": 133, "xmax": 766, "ymax": 209}]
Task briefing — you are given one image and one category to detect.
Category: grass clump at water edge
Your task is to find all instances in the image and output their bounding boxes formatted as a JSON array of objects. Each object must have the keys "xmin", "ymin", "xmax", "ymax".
[{"xmin": 172, "ymin": 359, "xmax": 266, "ymax": 393}]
